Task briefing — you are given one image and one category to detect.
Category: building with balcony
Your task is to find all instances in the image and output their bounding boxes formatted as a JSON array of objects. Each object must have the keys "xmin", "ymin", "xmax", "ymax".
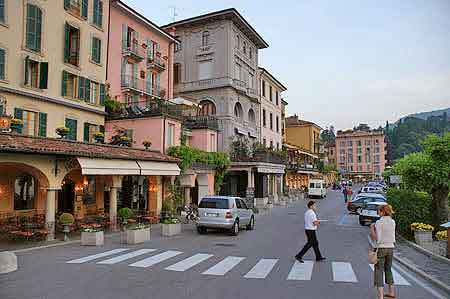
[
  {"xmin": 259, "ymin": 67, "xmax": 287, "ymax": 151},
  {"xmin": 285, "ymin": 115, "xmax": 322, "ymax": 155},
  {"xmin": 0, "ymin": 0, "xmax": 180, "ymax": 242},
  {"xmin": 284, "ymin": 143, "xmax": 319, "ymax": 190},
  {"xmin": 335, "ymin": 125, "xmax": 386, "ymax": 181}
]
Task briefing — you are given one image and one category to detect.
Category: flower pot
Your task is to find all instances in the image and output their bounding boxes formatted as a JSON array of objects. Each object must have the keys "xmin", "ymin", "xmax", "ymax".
[
  {"xmin": 10, "ymin": 124, "xmax": 23, "ymax": 134},
  {"xmin": 161, "ymin": 223, "xmax": 181, "ymax": 237},
  {"xmin": 81, "ymin": 231, "xmax": 104, "ymax": 246},
  {"xmin": 121, "ymin": 227, "xmax": 150, "ymax": 244},
  {"xmin": 63, "ymin": 224, "xmax": 71, "ymax": 241},
  {"xmin": 414, "ymin": 230, "xmax": 432, "ymax": 246}
]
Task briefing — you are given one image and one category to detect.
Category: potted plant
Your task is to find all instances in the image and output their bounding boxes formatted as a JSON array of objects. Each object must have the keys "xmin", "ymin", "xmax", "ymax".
[
  {"xmin": 10, "ymin": 118, "xmax": 23, "ymax": 133},
  {"xmin": 161, "ymin": 217, "xmax": 181, "ymax": 237},
  {"xmin": 411, "ymin": 222, "xmax": 434, "ymax": 246},
  {"xmin": 80, "ymin": 226, "xmax": 104, "ymax": 246},
  {"xmin": 122, "ymin": 223, "xmax": 151, "ymax": 244},
  {"xmin": 142, "ymin": 139, "xmax": 152, "ymax": 150},
  {"xmin": 436, "ymin": 230, "xmax": 448, "ymax": 256},
  {"xmin": 93, "ymin": 132, "xmax": 104, "ymax": 144},
  {"xmin": 59, "ymin": 213, "xmax": 74, "ymax": 241},
  {"xmin": 56, "ymin": 127, "xmax": 70, "ymax": 139},
  {"xmin": 117, "ymin": 207, "xmax": 134, "ymax": 230},
  {"xmin": 160, "ymin": 200, "xmax": 173, "ymax": 222},
  {"xmin": 119, "ymin": 135, "xmax": 131, "ymax": 147}
]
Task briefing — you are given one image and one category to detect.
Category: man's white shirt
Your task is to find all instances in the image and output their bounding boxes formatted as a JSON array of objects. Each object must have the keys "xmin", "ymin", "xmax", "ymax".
[{"xmin": 304, "ymin": 209, "xmax": 318, "ymax": 230}]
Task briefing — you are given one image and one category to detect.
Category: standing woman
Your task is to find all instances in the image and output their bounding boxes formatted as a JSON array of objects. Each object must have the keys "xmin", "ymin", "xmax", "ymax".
[{"xmin": 370, "ymin": 204, "xmax": 396, "ymax": 299}]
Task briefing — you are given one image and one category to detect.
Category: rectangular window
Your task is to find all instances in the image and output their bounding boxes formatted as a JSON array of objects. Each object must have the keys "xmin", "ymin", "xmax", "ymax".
[
  {"xmin": 91, "ymin": 37, "xmax": 101, "ymax": 64},
  {"xmin": 210, "ymin": 133, "xmax": 216, "ymax": 152},
  {"xmin": 269, "ymin": 86, "xmax": 273, "ymax": 101},
  {"xmin": 167, "ymin": 123, "xmax": 175, "ymax": 147},
  {"xmin": 90, "ymin": 81, "xmax": 99, "ymax": 104},
  {"xmin": 262, "ymin": 109, "xmax": 266, "ymax": 127},
  {"xmin": 92, "ymin": 0, "xmax": 103, "ymax": 28},
  {"xmin": 270, "ymin": 113, "xmax": 273, "ymax": 130},
  {"xmin": 24, "ymin": 57, "xmax": 48, "ymax": 89},
  {"xmin": 358, "ymin": 165, "xmax": 362, "ymax": 172},
  {"xmin": 22, "ymin": 110, "xmax": 38, "ymax": 136},
  {"xmin": 198, "ymin": 60, "xmax": 212, "ymax": 80},
  {"xmin": 64, "ymin": 23, "xmax": 80, "ymax": 66},
  {"xmin": 357, "ymin": 155, "xmax": 362, "ymax": 163},
  {"xmin": 348, "ymin": 140, "xmax": 353, "ymax": 147},
  {"xmin": 340, "ymin": 141, "xmax": 345, "ymax": 147},
  {"xmin": 65, "ymin": 118, "xmax": 77, "ymax": 141},
  {"xmin": 262, "ymin": 80, "xmax": 266, "ymax": 97},
  {"xmin": 26, "ymin": 4, "xmax": 42, "ymax": 52},
  {"xmin": 270, "ymin": 140, "xmax": 273, "ymax": 149},
  {"xmin": 0, "ymin": 48, "xmax": 5, "ymax": 80},
  {"xmin": 275, "ymin": 91, "xmax": 279, "ymax": 105},
  {"xmin": 174, "ymin": 36, "xmax": 181, "ymax": 52},
  {"xmin": 366, "ymin": 152, "xmax": 371, "ymax": 163},
  {"xmin": 348, "ymin": 154, "xmax": 353, "ymax": 163},
  {"xmin": 263, "ymin": 138, "xmax": 266, "ymax": 146},
  {"xmin": 374, "ymin": 155, "xmax": 380, "ymax": 163},
  {"xmin": 64, "ymin": 0, "xmax": 88, "ymax": 19},
  {"xmin": 62, "ymin": 71, "xmax": 78, "ymax": 99},
  {"xmin": 0, "ymin": 0, "xmax": 4, "ymax": 23},
  {"xmin": 357, "ymin": 140, "xmax": 362, "ymax": 146},
  {"xmin": 173, "ymin": 64, "xmax": 181, "ymax": 84},
  {"xmin": 84, "ymin": 123, "xmax": 99, "ymax": 143},
  {"xmin": 276, "ymin": 116, "xmax": 279, "ymax": 132}
]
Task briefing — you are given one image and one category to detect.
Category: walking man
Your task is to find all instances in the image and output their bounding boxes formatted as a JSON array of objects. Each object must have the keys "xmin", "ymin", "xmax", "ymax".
[
  {"xmin": 342, "ymin": 186, "xmax": 348, "ymax": 203},
  {"xmin": 295, "ymin": 200, "xmax": 326, "ymax": 263}
]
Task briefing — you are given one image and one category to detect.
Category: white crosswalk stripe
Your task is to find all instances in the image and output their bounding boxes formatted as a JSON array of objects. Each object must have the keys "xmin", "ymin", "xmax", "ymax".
[
  {"xmin": 287, "ymin": 260, "xmax": 314, "ymax": 280},
  {"xmin": 129, "ymin": 250, "xmax": 183, "ymax": 268},
  {"xmin": 332, "ymin": 262, "xmax": 358, "ymax": 283},
  {"xmin": 165, "ymin": 253, "xmax": 213, "ymax": 272},
  {"xmin": 369, "ymin": 265, "xmax": 411, "ymax": 286},
  {"xmin": 97, "ymin": 249, "xmax": 157, "ymax": 265},
  {"xmin": 66, "ymin": 249, "xmax": 129, "ymax": 264},
  {"xmin": 244, "ymin": 259, "xmax": 278, "ymax": 279},
  {"xmin": 202, "ymin": 256, "xmax": 245, "ymax": 276}
]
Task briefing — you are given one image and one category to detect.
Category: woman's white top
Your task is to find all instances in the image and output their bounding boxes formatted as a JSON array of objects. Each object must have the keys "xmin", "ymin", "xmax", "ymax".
[{"xmin": 375, "ymin": 216, "xmax": 396, "ymax": 248}]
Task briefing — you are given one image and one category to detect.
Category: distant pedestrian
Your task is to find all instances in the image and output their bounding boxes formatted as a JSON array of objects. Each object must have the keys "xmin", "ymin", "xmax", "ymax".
[
  {"xmin": 342, "ymin": 187, "xmax": 348, "ymax": 203},
  {"xmin": 295, "ymin": 200, "xmax": 326, "ymax": 263},
  {"xmin": 347, "ymin": 187, "xmax": 353, "ymax": 202},
  {"xmin": 370, "ymin": 204, "xmax": 396, "ymax": 299}
]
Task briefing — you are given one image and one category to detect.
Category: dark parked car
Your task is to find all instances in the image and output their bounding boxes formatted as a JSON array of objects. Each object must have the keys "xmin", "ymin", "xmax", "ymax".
[
  {"xmin": 359, "ymin": 202, "xmax": 388, "ymax": 226},
  {"xmin": 347, "ymin": 193, "xmax": 386, "ymax": 214}
]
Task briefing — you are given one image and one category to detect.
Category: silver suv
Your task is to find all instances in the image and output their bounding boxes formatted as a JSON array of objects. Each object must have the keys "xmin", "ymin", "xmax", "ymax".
[{"xmin": 196, "ymin": 196, "xmax": 255, "ymax": 236}]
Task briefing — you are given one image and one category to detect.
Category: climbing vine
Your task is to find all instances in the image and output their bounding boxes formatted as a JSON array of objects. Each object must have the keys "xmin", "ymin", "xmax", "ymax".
[{"xmin": 167, "ymin": 145, "xmax": 230, "ymax": 193}]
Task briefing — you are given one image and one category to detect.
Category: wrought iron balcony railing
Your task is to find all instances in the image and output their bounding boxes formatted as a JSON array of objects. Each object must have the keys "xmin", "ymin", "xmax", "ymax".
[
  {"xmin": 106, "ymin": 99, "xmax": 183, "ymax": 120},
  {"xmin": 121, "ymin": 75, "xmax": 166, "ymax": 99},
  {"xmin": 122, "ymin": 41, "xmax": 145, "ymax": 61},
  {"xmin": 183, "ymin": 115, "xmax": 219, "ymax": 131}
]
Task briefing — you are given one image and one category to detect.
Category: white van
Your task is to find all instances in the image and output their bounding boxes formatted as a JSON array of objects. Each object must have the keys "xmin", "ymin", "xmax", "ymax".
[{"xmin": 308, "ymin": 179, "xmax": 327, "ymax": 198}]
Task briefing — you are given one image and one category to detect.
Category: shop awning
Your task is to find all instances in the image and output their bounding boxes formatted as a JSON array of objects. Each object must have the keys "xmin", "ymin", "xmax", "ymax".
[
  {"xmin": 77, "ymin": 158, "xmax": 140, "ymax": 175},
  {"xmin": 137, "ymin": 161, "xmax": 180, "ymax": 176},
  {"xmin": 77, "ymin": 158, "xmax": 180, "ymax": 176}
]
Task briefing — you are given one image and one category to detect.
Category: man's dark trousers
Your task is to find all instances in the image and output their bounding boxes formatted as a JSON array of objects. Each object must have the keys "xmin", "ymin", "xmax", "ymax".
[{"xmin": 296, "ymin": 229, "xmax": 323, "ymax": 259}]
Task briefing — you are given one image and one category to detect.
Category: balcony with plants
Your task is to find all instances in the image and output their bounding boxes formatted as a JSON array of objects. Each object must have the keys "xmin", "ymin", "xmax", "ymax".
[
  {"xmin": 147, "ymin": 54, "xmax": 166, "ymax": 72},
  {"xmin": 122, "ymin": 40, "xmax": 145, "ymax": 63},
  {"xmin": 229, "ymin": 136, "xmax": 287, "ymax": 165},
  {"xmin": 183, "ymin": 115, "xmax": 219, "ymax": 131}
]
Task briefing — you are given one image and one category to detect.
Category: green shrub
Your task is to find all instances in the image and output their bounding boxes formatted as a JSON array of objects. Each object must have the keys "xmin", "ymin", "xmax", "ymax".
[
  {"xmin": 117, "ymin": 207, "xmax": 134, "ymax": 220},
  {"xmin": 386, "ymin": 188, "xmax": 432, "ymax": 239},
  {"xmin": 59, "ymin": 213, "xmax": 74, "ymax": 225}
]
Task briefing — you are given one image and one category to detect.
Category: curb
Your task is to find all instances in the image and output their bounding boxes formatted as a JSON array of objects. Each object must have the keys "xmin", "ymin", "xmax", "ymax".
[
  {"xmin": 399, "ymin": 237, "xmax": 450, "ymax": 266},
  {"xmin": 394, "ymin": 255, "xmax": 450, "ymax": 296}
]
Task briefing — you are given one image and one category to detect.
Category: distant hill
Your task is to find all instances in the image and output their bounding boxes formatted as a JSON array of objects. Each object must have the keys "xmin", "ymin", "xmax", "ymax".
[{"xmin": 400, "ymin": 107, "xmax": 450, "ymax": 122}]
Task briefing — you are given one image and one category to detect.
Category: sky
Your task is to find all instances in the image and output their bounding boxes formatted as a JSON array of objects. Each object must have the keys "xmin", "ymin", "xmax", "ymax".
[{"xmin": 123, "ymin": 0, "xmax": 450, "ymax": 130}]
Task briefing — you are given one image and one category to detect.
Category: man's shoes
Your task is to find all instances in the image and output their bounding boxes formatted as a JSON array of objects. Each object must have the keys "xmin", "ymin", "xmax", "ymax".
[
  {"xmin": 316, "ymin": 257, "xmax": 326, "ymax": 262},
  {"xmin": 295, "ymin": 256, "xmax": 304, "ymax": 263}
]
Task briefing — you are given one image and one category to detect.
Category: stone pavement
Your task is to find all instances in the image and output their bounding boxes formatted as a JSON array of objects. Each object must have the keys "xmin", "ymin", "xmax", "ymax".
[{"xmin": 395, "ymin": 238, "xmax": 450, "ymax": 289}]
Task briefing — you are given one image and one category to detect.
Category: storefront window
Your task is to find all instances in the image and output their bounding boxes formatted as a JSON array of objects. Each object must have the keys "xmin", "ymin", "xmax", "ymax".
[
  {"xmin": 82, "ymin": 176, "xmax": 96, "ymax": 204},
  {"xmin": 14, "ymin": 174, "xmax": 36, "ymax": 210}
]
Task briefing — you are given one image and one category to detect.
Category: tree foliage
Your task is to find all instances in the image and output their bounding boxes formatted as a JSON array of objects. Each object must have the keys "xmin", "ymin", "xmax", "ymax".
[{"xmin": 320, "ymin": 126, "xmax": 336, "ymax": 146}]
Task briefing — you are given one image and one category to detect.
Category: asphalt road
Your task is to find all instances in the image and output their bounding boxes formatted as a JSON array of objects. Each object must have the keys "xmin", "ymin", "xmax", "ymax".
[{"xmin": 0, "ymin": 188, "xmax": 446, "ymax": 299}]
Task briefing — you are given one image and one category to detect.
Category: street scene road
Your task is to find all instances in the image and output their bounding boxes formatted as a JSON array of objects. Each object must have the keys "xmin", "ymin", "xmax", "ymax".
[{"xmin": 1, "ymin": 187, "xmax": 446, "ymax": 299}]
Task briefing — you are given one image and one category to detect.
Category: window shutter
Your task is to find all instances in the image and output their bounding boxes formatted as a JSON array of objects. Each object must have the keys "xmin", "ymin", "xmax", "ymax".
[
  {"xmin": 39, "ymin": 62, "xmax": 48, "ymax": 89},
  {"xmin": 121, "ymin": 58, "xmax": 126, "ymax": 84},
  {"xmin": 24, "ymin": 56, "xmax": 29, "ymax": 85},
  {"xmin": 78, "ymin": 77, "xmax": 85, "ymax": 100},
  {"xmin": 132, "ymin": 64, "xmax": 138, "ymax": 88},
  {"xmin": 122, "ymin": 24, "xmax": 128, "ymax": 49},
  {"xmin": 93, "ymin": 0, "xmax": 98, "ymax": 26},
  {"xmin": 26, "ymin": 5, "xmax": 34, "ymax": 50},
  {"xmin": 97, "ymin": 39, "xmax": 102, "ymax": 63},
  {"xmin": 64, "ymin": 23, "xmax": 70, "ymax": 63},
  {"xmin": 0, "ymin": 0, "xmax": 5, "ymax": 23},
  {"xmin": 61, "ymin": 70, "xmax": 68, "ymax": 96},
  {"xmin": 81, "ymin": 0, "xmax": 88, "ymax": 19},
  {"xmin": 146, "ymin": 72, "xmax": 152, "ymax": 94},
  {"xmin": 148, "ymin": 40, "xmax": 154, "ymax": 60},
  {"xmin": 99, "ymin": 1, "xmax": 103, "ymax": 27},
  {"xmin": 36, "ymin": 7, "xmax": 42, "ymax": 52},
  {"xmin": 64, "ymin": 0, "xmax": 70, "ymax": 10},
  {"xmin": 91, "ymin": 38, "xmax": 97, "ymax": 62},
  {"xmin": 14, "ymin": 108, "xmax": 23, "ymax": 134},
  {"xmin": 156, "ymin": 73, "xmax": 161, "ymax": 94},
  {"xmin": 38, "ymin": 112, "xmax": 47, "ymax": 137},
  {"xmin": 65, "ymin": 118, "xmax": 77, "ymax": 141},
  {"xmin": 84, "ymin": 78, "xmax": 91, "ymax": 101},
  {"xmin": 84, "ymin": 123, "xmax": 90, "ymax": 142},
  {"xmin": 99, "ymin": 84, "xmax": 105, "ymax": 105},
  {"xmin": 0, "ymin": 48, "xmax": 4, "ymax": 79}
]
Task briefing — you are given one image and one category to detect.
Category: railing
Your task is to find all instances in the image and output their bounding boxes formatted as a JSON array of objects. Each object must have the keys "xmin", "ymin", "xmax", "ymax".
[
  {"xmin": 122, "ymin": 41, "xmax": 145, "ymax": 60},
  {"xmin": 66, "ymin": 0, "xmax": 82, "ymax": 17},
  {"xmin": 286, "ymin": 163, "xmax": 319, "ymax": 172},
  {"xmin": 196, "ymin": 45, "xmax": 214, "ymax": 55},
  {"xmin": 175, "ymin": 77, "xmax": 232, "ymax": 93},
  {"xmin": 121, "ymin": 75, "xmax": 166, "ymax": 98},
  {"xmin": 184, "ymin": 115, "xmax": 219, "ymax": 131},
  {"xmin": 247, "ymin": 87, "xmax": 258, "ymax": 98},
  {"xmin": 232, "ymin": 79, "xmax": 247, "ymax": 91},
  {"xmin": 106, "ymin": 99, "xmax": 183, "ymax": 120},
  {"xmin": 147, "ymin": 56, "xmax": 166, "ymax": 71},
  {"xmin": 231, "ymin": 151, "xmax": 284, "ymax": 164}
]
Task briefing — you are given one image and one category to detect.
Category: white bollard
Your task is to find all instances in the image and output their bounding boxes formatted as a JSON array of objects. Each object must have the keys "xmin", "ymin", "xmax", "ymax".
[{"xmin": 0, "ymin": 251, "xmax": 18, "ymax": 274}]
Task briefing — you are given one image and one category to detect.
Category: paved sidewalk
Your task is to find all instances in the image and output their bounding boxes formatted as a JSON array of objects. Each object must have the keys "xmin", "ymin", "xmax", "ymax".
[{"xmin": 395, "ymin": 238, "xmax": 450, "ymax": 289}]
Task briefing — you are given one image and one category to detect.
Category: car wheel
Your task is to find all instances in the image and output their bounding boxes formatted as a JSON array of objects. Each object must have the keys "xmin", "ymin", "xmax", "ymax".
[
  {"xmin": 230, "ymin": 220, "xmax": 239, "ymax": 236},
  {"xmin": 246, "ymin": 217, "xmax": 255, "ymax": 230},
  {"xmin": 359, "ymin": 217, "xmax": 365, "ymax": 226},
  {"xmin": 197, "ymin": 226, "xmax": 207, "ymax": 234}
]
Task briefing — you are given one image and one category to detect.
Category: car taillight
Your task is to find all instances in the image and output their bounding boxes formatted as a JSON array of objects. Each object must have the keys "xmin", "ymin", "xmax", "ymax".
[{"xmin": 225, "ymin": 212, "xmax": 233, "ymax": 219}]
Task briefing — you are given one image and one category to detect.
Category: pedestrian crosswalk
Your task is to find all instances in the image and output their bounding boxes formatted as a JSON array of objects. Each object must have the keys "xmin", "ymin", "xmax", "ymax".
[{"xmin": 66, "ymin": 248, "xmax": 412, "ymax": 286}]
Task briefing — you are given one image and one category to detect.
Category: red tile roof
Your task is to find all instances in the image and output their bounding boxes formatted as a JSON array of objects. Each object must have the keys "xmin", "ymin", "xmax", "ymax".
[{"xmin": 0, "ymin": 134, "xmax": 179, "ymax": 163}]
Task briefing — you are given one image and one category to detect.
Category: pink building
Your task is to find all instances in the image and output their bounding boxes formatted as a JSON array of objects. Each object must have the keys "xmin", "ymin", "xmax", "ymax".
[{"xmin": 335, "ymin": 125, "xmax": 386, "ymax": 181}]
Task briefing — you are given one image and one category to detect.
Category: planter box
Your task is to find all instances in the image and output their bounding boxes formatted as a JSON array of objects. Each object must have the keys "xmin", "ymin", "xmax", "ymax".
[
  {"xmin": 162, "ymin": 223, "xmax": 182, "ymax": 237},
  {"xmin": 121, "ymin": 228, "xmax": 150, "ymax": 244},
  {"xmin": 81, "ymin": 231, "xmax": 104, "ymax": 246},
  {"xmin": 414, "ymin": 230, "xmax": 433, "ymax": 246}
]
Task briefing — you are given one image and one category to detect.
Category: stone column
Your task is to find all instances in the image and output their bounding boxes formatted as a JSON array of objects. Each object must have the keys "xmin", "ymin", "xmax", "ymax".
[
  {"xmin": 184, "ymin": 188, "xmax": 191, "ymax": 205},
  {"xmin": 109, "ymin": 176, "xmax": 123, "ymax": 232},
  {"xmin": 156, "ymin": 176, "xmax": 163, "ymax": 215},
  {"xmin": 197, "ymin": 174, "xmax": 209, "ymax": 204},
  {"xmin": 46, "ymin": 188, "xmax": 58, "ymax": 241}
]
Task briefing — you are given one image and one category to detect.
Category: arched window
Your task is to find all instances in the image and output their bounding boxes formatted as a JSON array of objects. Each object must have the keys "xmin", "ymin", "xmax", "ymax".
[
  {"xmin": 243, "ymin": 41, "xmax": 247, "ymax": 54},
  {"xmin": 202, "ymin": 31, "xmax": 210, "ymax": 47},
  {"xmin": 234, "ymin": 102, "xmax": 243, "ymax": 119},
  {"xmin": 14, "ymin": 174, "xmax": 36, "ymax": 210},
  {"xmin": 236, "ymin": 35, "xmax": 240, "ymax": 49},
  {"xmin": 199, "ymin": 100, "xmax": 216, "ymax": 116},
  {"xmin": 248, "ymin": 108, "xmax": 256, "ymax": 124}
]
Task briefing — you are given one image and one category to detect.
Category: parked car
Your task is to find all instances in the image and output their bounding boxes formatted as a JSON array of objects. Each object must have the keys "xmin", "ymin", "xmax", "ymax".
[
  {"xmin": 308, "ymin": 179, "xmax": 327, "ymax": 198},
  {"xmin": 196, "ymin": 196, "xmax": 254, "ymax": 236},
  {"xmin": 358, "ymin": 186, "xmax": 384, "ymax": 194},
  {"xmin": 347, "ymin": 193, "xmax": 386, "ymax": 214},
  {"xmin": 359, "ymin": 201, "xmax": 387, "ymax": 226}
]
